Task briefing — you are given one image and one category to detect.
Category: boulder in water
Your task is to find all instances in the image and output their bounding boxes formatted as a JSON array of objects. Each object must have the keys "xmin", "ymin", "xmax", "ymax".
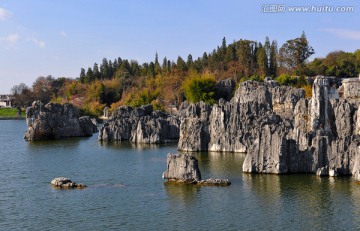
[{"xmin": 51, "ymin": 177, "xmax": 86, "ymax": 189}]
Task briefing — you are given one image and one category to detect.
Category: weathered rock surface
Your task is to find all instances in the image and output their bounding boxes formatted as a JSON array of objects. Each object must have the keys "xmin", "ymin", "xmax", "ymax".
[
  {"xmin": 163, "ymin": 153, "xmax": 201, "ymax": 182},
  {"xmin": 178, "ymin": 76, "xmax": 360, "ymax": 177},
  {"xmin": 98, "ymin": 105, "xmax": 180, "ymax": 143},
  {"xmin": 215, "ymin": 78, "xmax": 236, "ymax": 101},
  {"xmin": 162, "ymin": 153, "xmax": 231, "ymax": 186},
  {"xmin": 24, "ymin": 101, "xmax": 97, "ymax": 141},
  {"xmin": 51, "ymin": 177, "xmax": 86, "ymax": 189}
]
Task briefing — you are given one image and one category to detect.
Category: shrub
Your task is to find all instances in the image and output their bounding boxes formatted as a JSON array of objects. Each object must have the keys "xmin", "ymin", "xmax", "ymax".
[
  {"xmin": 182, "ymin": 74, "xmax": 216, "ymax": 104},
  {"xmin": 275, "ymin": 74, "xmax": 297, "ymax": 86}
]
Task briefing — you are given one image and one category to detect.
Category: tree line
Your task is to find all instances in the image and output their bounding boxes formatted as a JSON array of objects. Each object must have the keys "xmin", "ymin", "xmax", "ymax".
[{"xmin": 10, "ymin": 32, "xmax": 360, "ymax": 116}]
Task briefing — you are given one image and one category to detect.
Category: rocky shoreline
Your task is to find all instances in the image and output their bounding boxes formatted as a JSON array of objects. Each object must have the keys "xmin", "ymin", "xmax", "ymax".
[{"xmin": 23, "ymin": 76, "xmax": 360, "ymax": 181}]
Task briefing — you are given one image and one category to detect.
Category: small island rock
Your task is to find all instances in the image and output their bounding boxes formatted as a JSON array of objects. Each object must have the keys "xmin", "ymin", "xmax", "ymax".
[
  {"xmin": 162, "ymin": 153, "xmax": 231, "ymax": 186},
  {"xmin": 51, "ymin": 177, "xmax": 86, "ymax": 189}
]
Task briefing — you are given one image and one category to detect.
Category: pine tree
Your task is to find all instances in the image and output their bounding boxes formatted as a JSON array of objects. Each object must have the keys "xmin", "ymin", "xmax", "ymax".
[
  {"xmin": 202, "ymin": 52, "xmax": 209, "ymax": 68},
  {"xmin": 162, "ymin": 57, "xmax": 168, "ymax": 70},
  {"xmin": 154, "ymin": 52, "xmax": 161, "ymax": 75},
  {"xmin": 93, "ymin": 63, "xmax": 101, "ymax": 80},
  {"xmin": 269, "ymin": 40, "xmax": 278, "ymax": 77},
  {"xmin": 100, "ymin": 58, "xmax": 109, "ymax": 79},
  {"xmin": 79, "ymin": 68, "xmax": 86, "ymax": 83},
  {"xmin": 177, "ymin": 56, "xmax": 187, "ymax": 72},
  {"xmin": 85, "ymin": 67, "xmax": 94, "ymax": 83},
  {"xmin": 256, "ymin": 43, "xmax": 268, "ymax": 77},
  {"xmin": 187, "ymin": 54, "xmax": 193, "ymax": 68}
]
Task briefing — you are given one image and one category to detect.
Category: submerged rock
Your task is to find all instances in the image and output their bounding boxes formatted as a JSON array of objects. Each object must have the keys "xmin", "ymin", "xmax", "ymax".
[
  {"xmin": 51, "ymin": 177, "xmax": 86, "ymax": 189},
  {"xmin": 162, "ymin": 153, "xmax": 231, "ymax": 186},
  {"xmin": 24, "ymin": 101, "xmax": 97, "ymax": 141},
  {"xmin": 98, "ymin": 105, "xmax": 180, "ymax": 144},
  {"xmin": 197, "ymin": 178, "xmax": 231, "ymax": 186}
]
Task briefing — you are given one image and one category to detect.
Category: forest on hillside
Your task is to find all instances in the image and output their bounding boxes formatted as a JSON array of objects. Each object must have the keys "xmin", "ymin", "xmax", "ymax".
[{"xmin": 11, "ymin": 32, "xmax": 360, "ymax": 116}]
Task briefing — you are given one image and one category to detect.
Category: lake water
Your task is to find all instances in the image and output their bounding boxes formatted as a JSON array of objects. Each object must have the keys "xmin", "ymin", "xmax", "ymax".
[{"xmin": 1, "ymin": 120, "xmax": 360, "ymax": 230}]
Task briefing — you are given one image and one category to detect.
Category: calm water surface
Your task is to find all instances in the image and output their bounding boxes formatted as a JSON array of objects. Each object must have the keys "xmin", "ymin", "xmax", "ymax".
[{"xmin": 1, "ymin": 120, "xmax": 360, "ymax": 230}]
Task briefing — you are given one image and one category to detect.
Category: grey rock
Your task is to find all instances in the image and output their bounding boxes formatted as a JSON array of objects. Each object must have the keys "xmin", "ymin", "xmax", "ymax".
[
  {"xmin": 215, "ymin": 78, "xmax": 236, "ymax": 101},
  {"xmin": 24, "ymin": 101, "xmax": 96, "ymax": 141},
  {"xmin": 51, "ymin": 177, "xmax": 86, "ymax": 189},
  {"xmin": 178, "ymin": 75, "xmax": 360, "ymax": 177},
  {"xmin": 162, "ymin": 153, "xmax": 201, "ymax": 182},
  {"xmin": 162, "ymin": 153, "xmax": 231, "ymax": 186},
  {"xmin": 316, "ymin": 167, "xmax": 329, "ymax": 176},
  {"xmin": 99, "ymin": 104, "xmax": 180, "ymax": 143},
  {"xmin": 342, "ymin": 77, "xmax": 360, "ymax": 99},
  {"xmin": 197, "ymin": 178, "xmax": 231, "ymax": 186}
]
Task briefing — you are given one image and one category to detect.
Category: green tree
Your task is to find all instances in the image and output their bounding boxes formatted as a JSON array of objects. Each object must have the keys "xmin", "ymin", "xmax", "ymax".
[
  {"xmin": 93, "ymin": 63, "xmax": 101, "ymax": 80},
  {"xmin": 269, "ymin": 40, "xmax": 278, "ymax": 77},
  {"xmin": 100, "ymin": 58, "xmax": 109, "ymax": 79},
  {"xmin": 85, "ymin": 67, "xmax": 94, "ymax": 83},
  {"xmin": 279, "ymin": 32, "xmax": 314, "ymax": 74},
  {"xmin": 256, "ymin": 43, "xmax": 268, "ymax": 77},
  {"xmin": 154, "ymin": 52, "xmax": 161, "ymax": 75},
  {"xmin": 177, "ymin": 56, "xmax": 187, "ymax": 72},
  {"xmin": 79, "ymin": 68, "xmax": 86, "ymax": 83},
  {"xmin": 202, "ymin": 52, "xmax": 209, "ymax": 67}
]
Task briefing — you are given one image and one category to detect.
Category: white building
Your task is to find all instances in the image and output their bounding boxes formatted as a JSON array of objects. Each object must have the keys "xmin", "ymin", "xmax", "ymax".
[{"xmin": 0, "ymin": 95, "xmax": 12, "ymax": 108}]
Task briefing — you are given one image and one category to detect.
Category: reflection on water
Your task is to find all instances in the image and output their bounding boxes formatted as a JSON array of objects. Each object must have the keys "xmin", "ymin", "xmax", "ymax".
[
  {"xmin": 183, "ymin": 151, "xmax": 246, "ymax": 179},
  {"xmin": 3, "ymin": 120, "xmax": 360, "ymax": 230},
  {"xmin": 164, "ymin": 182, "xmax": 200, "ymax": 205},
  {"xmin": 27, "ymin": 137, "xmax": 83, "ymax": 150},
  {"xmin": 99, "ymin": 140, "xmax": 177, "ymax": 151}
]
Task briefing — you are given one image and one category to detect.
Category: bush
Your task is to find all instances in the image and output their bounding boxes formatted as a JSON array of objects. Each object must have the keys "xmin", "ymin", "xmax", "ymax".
[
  {"xmin": 182, "ymin": 74, "xmax": 216, "ymax": 104},
  {"xmin": 275, "ymin": 74, "xmax": 297, "ymax": 86}
]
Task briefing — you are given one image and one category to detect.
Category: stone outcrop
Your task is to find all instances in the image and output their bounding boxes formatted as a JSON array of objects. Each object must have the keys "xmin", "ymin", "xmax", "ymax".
[
  {"xmin": 215, "ymin": 78, "xmax": 236, "ymax": 101},
  {"xmin": 178, "ymin": 76, "xmax": 360, "ymax": 177},
  {"xmin": 162, "ymin": 153, "xmax": 231, "ymax": 186},
  {"xmin": 51, "ymin": 177, "xmax": 86, "ymax": 189},
  {"xmin": 340, "ymin": 76, "xmax": 360, "ymax": 99},
  {"xmin": 98, "ymin": 105, "xmax": 180, "ymax": 143},
  {"xmin": 163, "ymin": 153, "xmax": 201, "ymax": 182},
  {"xmin": 24, "ymin": 101, "xmax": 97, "ymax": 141}
]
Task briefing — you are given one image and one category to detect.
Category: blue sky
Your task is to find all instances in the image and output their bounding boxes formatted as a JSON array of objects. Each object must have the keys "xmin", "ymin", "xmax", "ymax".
[{"xmin": 0, "ymin": 0, "xmax": 359, "ymax": 93}]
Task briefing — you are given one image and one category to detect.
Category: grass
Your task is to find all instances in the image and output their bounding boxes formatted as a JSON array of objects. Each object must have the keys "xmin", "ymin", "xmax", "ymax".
[{"xmin": 0, "ymin": 108, "xmax": 26, "ymax": 117}]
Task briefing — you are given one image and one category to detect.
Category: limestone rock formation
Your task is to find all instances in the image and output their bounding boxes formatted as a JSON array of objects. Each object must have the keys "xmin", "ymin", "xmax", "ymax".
[
  {"xmin": 215, "ymin": 78, "xmax": 236, "ymax": 101},
  {"xmin": 162, "ymin": 153, "xmax": 201, "ymax": 183},
  {"xmin": 162, "ymin": 153, "xmax": 231, "ymax": 186},
  {"xmin": 24, "ymin": 101, "xmax": 97, "ymax": 141},
  {"xmin": 98, "ymin": 105, "xmax": 180, "ymax": 143},
  {"xmin": 51, "ymin": 177, "xmax": 86, "ymax": 189},
  {"xmin": 177, "ymin": 76, "xmax": 360, "ymax": 177}
]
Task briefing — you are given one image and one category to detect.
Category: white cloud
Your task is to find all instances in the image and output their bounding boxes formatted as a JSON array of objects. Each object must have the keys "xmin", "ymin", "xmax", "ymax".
[
  {"xmin": 59, "ymin": 31, "xmax": 67, "ymax": 38},
  {"xmin": 31, "ymin": 37, "xmax": 45, "ymax": 48},
  {"xmin": 0, "ymin": 33, "xmax": 19, "ymax": 47},
  {"xmin": 0, "ymin": 8, "xmax": 12, "ymax": 21},
  {"xmin": 323, "ymin": 28, "xmax": 360, "ymax": 40},
  {"xmin": 6, "ymin": 33, "xmax": 19, "ymax": 44}
]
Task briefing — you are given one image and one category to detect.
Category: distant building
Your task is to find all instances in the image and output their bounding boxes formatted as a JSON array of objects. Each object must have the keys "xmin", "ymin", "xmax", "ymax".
[{"xmin": 0, "ymin": 95, "xmax": 13, "ymax": 108}]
